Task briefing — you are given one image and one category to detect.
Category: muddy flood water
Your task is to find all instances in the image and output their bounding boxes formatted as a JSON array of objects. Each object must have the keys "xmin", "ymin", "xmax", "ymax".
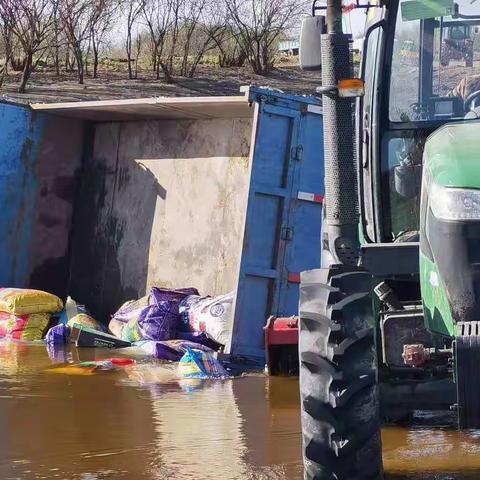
[{"xmin": 1, "ymin": 342, "xmax": 480, "ymax": 480}]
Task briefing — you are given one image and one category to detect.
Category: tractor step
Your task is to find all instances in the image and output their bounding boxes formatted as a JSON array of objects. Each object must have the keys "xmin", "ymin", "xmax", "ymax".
[{"xmin": 455, "ymin": 321, "xmax": 480, "ymax": 428}]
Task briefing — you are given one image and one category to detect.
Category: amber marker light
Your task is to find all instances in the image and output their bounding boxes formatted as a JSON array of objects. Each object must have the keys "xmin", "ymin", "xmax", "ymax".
[{"xmin": 338, "ymin": 78, "xmax": 365, "ymax": 98}]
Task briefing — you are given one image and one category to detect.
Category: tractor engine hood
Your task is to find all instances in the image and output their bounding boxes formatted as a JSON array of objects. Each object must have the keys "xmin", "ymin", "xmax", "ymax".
[
  {"xmin": 421, "ymin": 121, "xmax": 480, "ymax": 336},
  {"xmin": 425, "ymin": 121, "xmax": 480, "ymax": 189}
]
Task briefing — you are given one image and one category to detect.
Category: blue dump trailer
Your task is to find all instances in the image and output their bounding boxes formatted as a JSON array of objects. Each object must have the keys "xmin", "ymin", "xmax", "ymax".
[{"xmin": 0, "ymin": 87, "xmax": 324, "ymax": 361}]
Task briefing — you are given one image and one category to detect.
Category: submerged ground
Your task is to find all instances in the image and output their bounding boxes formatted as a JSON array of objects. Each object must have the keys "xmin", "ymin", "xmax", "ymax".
[{"xmin": 1, "ymin": 342, "xmax": 480, "ymax": 479}]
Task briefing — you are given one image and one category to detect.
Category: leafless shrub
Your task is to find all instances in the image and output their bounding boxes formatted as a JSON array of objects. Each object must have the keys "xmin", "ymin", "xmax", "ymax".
[
  {"xmin": 225, "ymin": 0, "xmax": 305, "ymax": 74},
  {"xmin": 59, "ymin": 0, "xmax": 115, "ymax": 84},
  {"xmin": 0, "ymin": 0, "xmax": 56, "ymax": 92},
  {"xmin": 125, "ymin": 0, "xmax": 143, "ymax": 79},
  {"xmin": 141, "ymin": 0, "xmax": 172, "ymax": 80}
]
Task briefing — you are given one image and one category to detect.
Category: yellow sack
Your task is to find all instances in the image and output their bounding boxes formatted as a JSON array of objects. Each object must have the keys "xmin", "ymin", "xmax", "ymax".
[
  {"xmin": 0, "ymin": 311, "xmax": 51, "ymax": 341},
  {"xmin": 0, "ymin": 288, "xmax": 63, "ymax": 315}
]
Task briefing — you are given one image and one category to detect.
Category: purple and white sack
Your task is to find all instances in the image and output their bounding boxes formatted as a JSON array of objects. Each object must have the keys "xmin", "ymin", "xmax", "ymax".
[{"xmin": 181, "ymin": 292, "xmax": 233, "ymax": 346}]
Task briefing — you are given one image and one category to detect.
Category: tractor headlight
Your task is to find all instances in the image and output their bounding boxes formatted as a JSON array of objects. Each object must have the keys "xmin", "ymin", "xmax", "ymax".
[{"xmin": 430, "ymin": 183, "xmax": 480, "ymax": 221}]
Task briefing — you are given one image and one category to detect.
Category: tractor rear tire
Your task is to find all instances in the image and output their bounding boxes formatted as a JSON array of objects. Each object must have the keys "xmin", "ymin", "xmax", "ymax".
[{"xmin": 299, "ymin": 265, "xmax": 383, "ymax": 480}]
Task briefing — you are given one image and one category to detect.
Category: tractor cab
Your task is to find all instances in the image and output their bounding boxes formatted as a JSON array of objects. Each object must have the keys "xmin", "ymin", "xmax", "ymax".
[
  {"xmin": 298, "ymin": 0, "xmax": 480, "ymax": 479},
  {"xmin": 363, "ymin": 0, "xmax": 480, "ymax": 245},
  {"xmin": 445, "ymin": 22, "xmax": 471, "ymax": 41}
]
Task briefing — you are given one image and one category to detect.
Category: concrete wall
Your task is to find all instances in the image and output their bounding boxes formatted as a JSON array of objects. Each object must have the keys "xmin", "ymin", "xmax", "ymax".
[
  {"xmin": 0, "ymin": 102, "xmax": 84, "ymax": 297},
  {"xmin": 69, "ymin": 117, "xmax": 252, "ymax": 319}
]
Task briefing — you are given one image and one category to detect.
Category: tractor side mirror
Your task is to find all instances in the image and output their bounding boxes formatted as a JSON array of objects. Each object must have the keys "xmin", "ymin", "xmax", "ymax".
[{"xmin": 299, "ymin": 16, "xmax": 325, "ymax": 71}]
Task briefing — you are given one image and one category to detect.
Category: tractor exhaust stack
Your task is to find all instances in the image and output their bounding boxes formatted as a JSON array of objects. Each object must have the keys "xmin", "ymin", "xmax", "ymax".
[{"xmin": 320, "ymin": 0, "xmax": 359, "ymax": 266}]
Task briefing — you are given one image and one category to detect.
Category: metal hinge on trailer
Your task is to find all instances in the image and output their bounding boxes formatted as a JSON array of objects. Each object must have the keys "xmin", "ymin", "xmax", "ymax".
[
  {"xmin": 281, "ymin": 225, "xmax": 294, "ymax": 241},
  {"xmin": 291, "ymin": 145, "xmax": 303, "ymax": 161}
]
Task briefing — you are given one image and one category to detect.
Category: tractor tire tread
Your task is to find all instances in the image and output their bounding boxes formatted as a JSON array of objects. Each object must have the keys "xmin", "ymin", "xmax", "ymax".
[{"xmin": 300, "ymin": 265, "xmax": 383, "ymax": 480}]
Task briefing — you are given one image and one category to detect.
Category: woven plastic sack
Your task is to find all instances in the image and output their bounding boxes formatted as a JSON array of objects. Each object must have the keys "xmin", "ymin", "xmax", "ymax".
[
  {"xmin": 113, "ymin": 287, "xmax": 198, "ymax": 342},
  {"xmin": 0, "ymin": 288, "xmax": 63, "ymax": 315},
  {"xmin": 108, "ymin": 318, "xmax": 125, "ymax": 338},
  {"xmin": 183, "ymin": 292, "xmax": 233, "ymax": 346},
  {"xmin": 178, "ymin": 295, "xmax": 206, "ymax": 330},
  {"xmin": 0, "ymin": 312, "xmax": 51, "ymax": 341},
  {"xmin": 45, "ymin": 323, "xmax": 70, "ymax": 345},
  {"xmin": 178, "ymin": 347, "xmax": 229, "ymax": 379}
]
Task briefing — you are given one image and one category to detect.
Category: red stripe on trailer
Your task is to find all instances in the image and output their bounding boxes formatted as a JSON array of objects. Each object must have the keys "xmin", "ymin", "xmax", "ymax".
[
  {"xmin": 288, "ymin": 273, "xmax": 301, "ymax": 283},
  {"xmin": 297, "ymin": 191, "xmax": 324, "ymax": 203}
]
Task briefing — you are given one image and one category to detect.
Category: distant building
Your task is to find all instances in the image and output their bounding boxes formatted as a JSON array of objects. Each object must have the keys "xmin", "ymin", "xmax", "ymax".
[{"xmin": 278, "ymin": 39, "xmax": 299, "ymax": 56}]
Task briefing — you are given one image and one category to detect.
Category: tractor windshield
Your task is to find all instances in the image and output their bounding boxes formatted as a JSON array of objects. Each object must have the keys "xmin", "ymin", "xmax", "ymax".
[
  {"xmin": 379, "ymin": 0, "xmax": 480, "ymax": 241},
  {"xmin": 389, "ymin": 0, "xmax": 480, "ymax": 123}
]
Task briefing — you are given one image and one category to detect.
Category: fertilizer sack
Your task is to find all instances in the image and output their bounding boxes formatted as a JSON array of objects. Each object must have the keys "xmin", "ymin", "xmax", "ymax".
[
  {"xmin": 178, "ymin": 347, "xmax": 229, "ymax": 379},
  {"xmin": 0, "ymin": 288, "xmax": 63, "ymax": 315},
  {"xmin": 112, "ymin": 287, "xmax": 198, "ymax": 342},
  {"xmin": 45, "ymin": 323, "xmax": 70, "ymax": 345},
  {"xmin": 180, "ymin": 292, "xmax": 234, "ymax": 346},
  {"xmin": 0, "ymin": 312, "xmax": 51, "ymax": 341}
]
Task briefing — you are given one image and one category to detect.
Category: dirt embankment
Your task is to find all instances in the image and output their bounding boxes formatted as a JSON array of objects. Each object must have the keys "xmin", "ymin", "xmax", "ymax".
[{"xmin": 0, "ymin": 64, "xmax": 322, "ymax": 104}]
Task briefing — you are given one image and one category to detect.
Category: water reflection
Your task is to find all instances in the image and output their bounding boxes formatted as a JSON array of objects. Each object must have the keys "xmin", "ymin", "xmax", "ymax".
[
  {"xmin": 150, "ymin": 380, "xmax": 247, "ymax": 478},
  {"xmin": 2, "ymin": 342, "xmax": 480, "ymax": 479},
  {"xmin": 0, "ymin": 342, "xmax": 157, "ymax": 480},
  {"xmin": 127, "ymin": 364, "xmax": 303, "ymax": 479},
  {"xmin": 383, "ymin": 425, "xmax": 480, "ymax": 478}
]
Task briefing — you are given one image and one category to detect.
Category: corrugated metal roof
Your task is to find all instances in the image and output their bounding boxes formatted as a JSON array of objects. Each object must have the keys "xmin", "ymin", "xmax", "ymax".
[{"xmin": 30, "ymin": 95, "xmax": 253, "ymax": 122}]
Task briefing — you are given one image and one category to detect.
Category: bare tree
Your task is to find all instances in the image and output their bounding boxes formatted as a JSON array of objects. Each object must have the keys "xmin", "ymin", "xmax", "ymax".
[
  {"xmin": 0, "ymin": 19, "xmax": 12, "ymax": 86},
  {"xmin": 225, "ymin": 0, "xmax": 305, "ymax": 74},
  {"xmin": 202, "ymin": 22, "xmax": 246, "ymax": 68},
  {"xmin": 141, "ymin": 0, "xmax": 173, "ymax": 81},
  {"xmin": 133, "ymin": 29, "xmax": 144, "ymax": 78},
  {"xmin": 90, "ymin": 0, "xmax": 116, "ymax": 78},
  {"xmin": 125, "ymin": 0, "xmax": 143, "ymax": 79},
  {"xmin": 178, "ymin": 0, "xmax": 206, "ymax": 76},
  {"xmin": 164, "ymin": 0, "xmax": 180, "ymax": 74},
  {"xmin": 196, "ymin": 0, "xmax": 245, "ymax": 69},
  {"xmin": 51, "ymin": 0, "xmax": 61, "ymax": 76},
  {"xmin": 0, "ymin": 0, "xmax": 56, "ymax": 92},
  {"xmin": 59, "ymin": 0, "xmax": 92, "ymax": 84},
  {"xmin": 59, "ymin": 0, "xmax": 113, "ymax": 84}
]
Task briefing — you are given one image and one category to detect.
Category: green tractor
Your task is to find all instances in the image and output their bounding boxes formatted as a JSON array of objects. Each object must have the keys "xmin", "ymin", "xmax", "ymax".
[
  {"xmin": 299, "ymin": 0, "xmax": 480, "ymax": 478},
  {"xmin": 441, "ymin": 21, "xmax": 475, "ymax": 67}
]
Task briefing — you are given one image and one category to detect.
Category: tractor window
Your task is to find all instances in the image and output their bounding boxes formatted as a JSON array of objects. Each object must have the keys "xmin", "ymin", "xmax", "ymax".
[
  {"xmin": 381, "ymin": 133, "xmax": 425, "ymax": 240},
  {"xmin": 389, "ymin": 15, "xmax": 421, "ymax": 121},
  {"xmin": 389, "ymin": 0, "xmax": 480, "ymax": 123}
]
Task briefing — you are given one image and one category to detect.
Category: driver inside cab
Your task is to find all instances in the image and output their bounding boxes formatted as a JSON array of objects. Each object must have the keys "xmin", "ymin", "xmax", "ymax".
[{"xmin": 451, "ymin": 74, "xmax": 480, "ymax": 102}]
